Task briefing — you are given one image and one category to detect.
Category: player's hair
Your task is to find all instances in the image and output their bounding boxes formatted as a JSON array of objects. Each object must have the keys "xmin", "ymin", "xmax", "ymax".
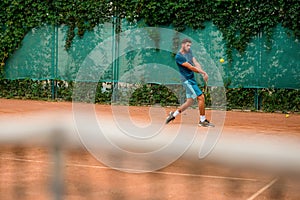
[{"xmin": 181, "ymin": 38, "xmax": 192, "ymax": 44}]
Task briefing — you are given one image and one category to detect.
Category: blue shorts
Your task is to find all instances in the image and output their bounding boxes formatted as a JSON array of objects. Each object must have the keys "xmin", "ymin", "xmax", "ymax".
[{"xmin": 183, "ymin": 79, "xmax": 203, "ymax": 99}]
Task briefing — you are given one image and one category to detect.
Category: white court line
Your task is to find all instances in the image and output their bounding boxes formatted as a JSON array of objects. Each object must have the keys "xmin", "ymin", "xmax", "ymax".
[
  {"xmin": 1, "ymin": 157, "xmax": 259, "ymax": 182},
  {"xmin": 247, "ymin": 178, "xmax": 278, "ymax": 200}
]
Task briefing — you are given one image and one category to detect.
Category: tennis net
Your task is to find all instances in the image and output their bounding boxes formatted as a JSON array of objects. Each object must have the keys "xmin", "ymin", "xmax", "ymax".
[{"xmin": 1, "ymin": 110, "xmax": 300, "ymax": 200}]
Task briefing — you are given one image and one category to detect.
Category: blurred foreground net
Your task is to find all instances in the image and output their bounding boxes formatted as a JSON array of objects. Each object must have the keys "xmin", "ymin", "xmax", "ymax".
[{"xmin": 0, "ymin": 111, "xmax": 300, "ymax": 200}]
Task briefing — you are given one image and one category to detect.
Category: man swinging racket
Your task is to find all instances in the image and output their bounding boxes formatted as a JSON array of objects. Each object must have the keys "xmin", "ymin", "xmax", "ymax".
[{"xmin": 166, "ymin": 38, "xmax": 214, "ymax": 127}]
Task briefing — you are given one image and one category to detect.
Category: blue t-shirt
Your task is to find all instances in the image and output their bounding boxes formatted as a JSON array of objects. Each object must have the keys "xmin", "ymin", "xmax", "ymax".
[{"xmin": 175, "ymin": 49, "xmax": 195, "ymax": 81}]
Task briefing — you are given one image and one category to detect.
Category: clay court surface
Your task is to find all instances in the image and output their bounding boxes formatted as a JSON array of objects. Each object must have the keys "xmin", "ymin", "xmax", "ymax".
[{"xmin": 0, "ymin": 98, "xmax": 300, "ymax": 200}]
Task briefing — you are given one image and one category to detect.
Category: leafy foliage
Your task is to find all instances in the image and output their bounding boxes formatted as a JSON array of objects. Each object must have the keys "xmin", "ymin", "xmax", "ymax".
[
  {"xmin": 261, "ymin": 88, "xmax": 300, "ymax": 112},
  {"xmin": 1, "ymin": 0, "xmax": 299, "ymax": 66},
  {"xmin": 0, "ymin": 0, "xmax": 112, "ymax": 66},
  {"xmin": 129, "ymin": 84, "xmax": 179, "ymax": 106},
  {"xmin": 120, "ymin": 0, "xmax": 300, "ymax": 61},
  {"xmin": 0, "ymin": 1, "xmax": 299, "ymax": 112},
  {"xmin": 1, "ymin": 79, "xmax": 298, "ymax": 112},
  {"xmin": 226, "ymin": 88, "xmax": 256, "ymax": 110},
  {"xmin": 0, "ymin": 79, "xmax": 52, "ymax": 100}
]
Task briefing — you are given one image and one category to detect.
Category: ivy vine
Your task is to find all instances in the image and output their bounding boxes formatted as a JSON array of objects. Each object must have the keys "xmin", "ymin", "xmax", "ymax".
[
  {"xmin": 120, "ymin": 0, "xmax": 300, "ymax": 61},
  {"xmin": 0, "ymin": 0, "xmax": 112, "ymax": 68},
  {"xmin": 0, "ymin": 0, "xmax": 299, "ymax": 67}
]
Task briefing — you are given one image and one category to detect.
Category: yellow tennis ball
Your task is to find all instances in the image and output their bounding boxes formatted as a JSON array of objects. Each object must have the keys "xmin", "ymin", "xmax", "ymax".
[
  {"xmin": 285, "ymin": 114, "xmax": 289, "ymax": 118},
  {"xmin": 220, "ymin": 58, "xmax": 225, "ymax": 63}
]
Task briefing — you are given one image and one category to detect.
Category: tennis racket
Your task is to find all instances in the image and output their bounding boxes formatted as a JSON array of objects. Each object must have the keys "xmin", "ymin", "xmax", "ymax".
[{"xmin": 204, "ymin": 81, "xmax": 208, "ymax": 94}]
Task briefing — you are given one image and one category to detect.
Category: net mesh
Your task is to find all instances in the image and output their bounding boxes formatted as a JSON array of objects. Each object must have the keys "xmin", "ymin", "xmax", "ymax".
[{"xmin": 0, "ymin": 108, "xmax": 300, "ymax": 199}]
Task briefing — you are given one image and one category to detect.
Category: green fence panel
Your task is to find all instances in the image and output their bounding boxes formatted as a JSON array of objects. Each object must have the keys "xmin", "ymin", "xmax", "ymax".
[
  {"xmin": 5, "ymin": 25, "xmax": 54, "ymax": 80},
  {"xmin": 4, "ymin": 22, "xmax": 300, "ymax": 89},
  {"xmin": 260, "ymin": 25, "xmax": 300, "ymax": 89},
  {"xmin": 224, "ymin": 25, "xmax": 300, "ymax": 89}
]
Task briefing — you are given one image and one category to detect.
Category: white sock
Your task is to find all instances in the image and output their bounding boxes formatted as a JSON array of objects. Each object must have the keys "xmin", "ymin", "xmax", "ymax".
[
  {"xmin": 200, "ymin": 115, "xmax": 206, "ymax": 122},
  {"xmin": 173, "ymin": 110, "xmax": 180, "ymax": 117}
]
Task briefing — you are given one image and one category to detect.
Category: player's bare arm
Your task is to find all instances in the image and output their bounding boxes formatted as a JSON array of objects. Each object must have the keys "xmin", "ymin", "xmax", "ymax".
[{"xmin": 181, "ymin": 62, "xmax": 201, "ymax": 73}]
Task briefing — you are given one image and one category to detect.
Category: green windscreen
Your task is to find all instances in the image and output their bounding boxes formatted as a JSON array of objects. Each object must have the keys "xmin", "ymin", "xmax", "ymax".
[{"xmin": 5, "ymin": 21, "xmax": 300, "ymax": 89}]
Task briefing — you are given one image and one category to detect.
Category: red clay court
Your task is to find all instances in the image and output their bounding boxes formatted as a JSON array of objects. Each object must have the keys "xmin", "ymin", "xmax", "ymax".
[{"xmin": 0, "ymin": 98, "xmax": 300, "ymax": 200}]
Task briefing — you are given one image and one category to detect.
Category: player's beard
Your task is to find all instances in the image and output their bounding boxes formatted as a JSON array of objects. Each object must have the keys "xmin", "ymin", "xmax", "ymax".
[{"xmin": 183, "ymin": 46, "xmax": 190, "ymax": 53}]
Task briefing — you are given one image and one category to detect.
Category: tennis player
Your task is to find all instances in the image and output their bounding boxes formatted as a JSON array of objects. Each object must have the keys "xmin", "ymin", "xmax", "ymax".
[{"xmin": 166, "ymin": 38, "xmax": 214, "ymax": 127}]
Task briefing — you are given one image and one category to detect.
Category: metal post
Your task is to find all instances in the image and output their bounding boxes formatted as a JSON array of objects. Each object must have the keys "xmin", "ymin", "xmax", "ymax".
[
  {"xmin": 254, "ymin": 31, "xmax": 263, "ymax": 110},
  {"xmin": 51, "ymin": 25, "xmax": 55, "ymax": 99},
  {"xmin": 51, "ymin": 25, "xmax": 58, "ymax": 100},
  {"xmin": 55, "ymin": 25, "xmax": 58, "ymax": 98},
  {"xmin": 254, "ymin": 88, "xmax": 259, "ymax": 110},
  {"xmin": 112, "ymin": 15, "xmax": 121, "ymax": 102},
  {"xmin": 112, "ymin": 16, "xmax": 117, "ymax": 102}
]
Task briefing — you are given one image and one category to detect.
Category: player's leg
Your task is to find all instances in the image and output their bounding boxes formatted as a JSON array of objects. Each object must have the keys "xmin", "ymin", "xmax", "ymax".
[
  {"xmin": 197, "ymin": 94, "xmax": 205, "ymax": 116},
  {"xmin": 197, "ymin": 93, "xmax": 214, "ymax": 127},
  {"xmin": 165, "ymin": 98, "xmax": 193, "ymax": 124},
  {"xmin": 166, "ymin": 80, "xmax": 196, "ymax": 124},
  {"xmin": 190, "ymin": 84, "xmax": 214, "ymax": 127},
  {"xmin": 178, "ymin": 98, "xmax": 194, "ymax": 113}
]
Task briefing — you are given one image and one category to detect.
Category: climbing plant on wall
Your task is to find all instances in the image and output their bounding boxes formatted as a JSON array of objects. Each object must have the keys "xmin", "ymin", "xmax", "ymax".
[
  {"xmin": 0, "ymin": 0, "xmax": 112, "ymax": 69},
  {"xmin": 1, "ymin": 0, "xmax": 299, "ymax": 68}
]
